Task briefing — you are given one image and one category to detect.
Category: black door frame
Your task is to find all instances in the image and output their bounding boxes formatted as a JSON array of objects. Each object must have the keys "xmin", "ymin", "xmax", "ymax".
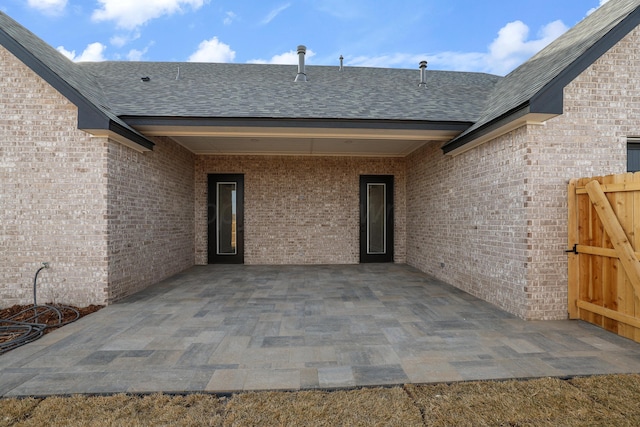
[
  {"xmin": 208, "ymin": 174, "xmax": 244, "ymax": 264},
  {"xmin": 359, "ymin": 175, "xmax": 394, "ymax": 263}
]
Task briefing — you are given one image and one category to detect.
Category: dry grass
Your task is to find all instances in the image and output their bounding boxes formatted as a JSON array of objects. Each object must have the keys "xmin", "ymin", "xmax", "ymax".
[
  {"xmin": 223, "ymin": 387, "xmax": 423, "ymax": 427},
  {"xmin": 569, "ymin": 374, "xmax": 640, "ymax": 425},
  {"xmin": 406, "ymin": 377, "xmax": 619, "ymax": 426},
  {"xmin": 2, "ymin": 375, "xmax": 640, "ymax": 426},
  {"xmin": 2, "ymin": 394, "xmax": 225, "ymax": 427},
  {"xmin": 0, "ymin": 397, "xmax": 40, "ymax": 427}
]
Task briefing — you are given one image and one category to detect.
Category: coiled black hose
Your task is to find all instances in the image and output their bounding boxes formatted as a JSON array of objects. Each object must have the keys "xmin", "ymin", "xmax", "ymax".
[{"xmin": 0, "ymin": 264, "xmax": 80, "ymax": 355}]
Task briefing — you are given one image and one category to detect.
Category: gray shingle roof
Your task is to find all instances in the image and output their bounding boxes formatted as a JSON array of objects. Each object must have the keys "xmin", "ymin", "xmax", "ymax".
[
  {"xmin": 0, "ymin": 12, "xmax": 102, "ymax": 107},
  {"xmin": 0, "ymin": 11, "xmax": 153, "ymax": 149},
  {"xmin": 78, "ymin": 62, "xmax": 500, "ymax": 123},
  {"xmin": 2, "ymin": 0, "xmax": 640, "ymax": 152},
  {"xmin": 444, "ymin": 0, "xmax": 640, "ymax": 151}
]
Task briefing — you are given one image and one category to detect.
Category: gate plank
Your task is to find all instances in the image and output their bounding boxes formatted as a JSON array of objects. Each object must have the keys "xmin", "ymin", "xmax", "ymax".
[
  {"xmin": 633, "ymin": 172, "xmax": 640, "ymax": 341},
  {"xmin": 589, "ymin": 178, "xmax": 604, "ymax": 326},
  {"xmin": 577, "ymin": 300, "xmax": 640, "ymax": 330},
  {"xmin": 615, "ymin": 173, "xmax": 633, "ymax": 338},
  {"xmin": 603, "ymin": 174, "xmax": 618, "ymax": 333},
  {"xmin": 578, "ymin": 177, "xmax": 595, "ymax": 324},
  {"xmin": 575, "ymin": 245, "xmax": 640, "ymax": 258},
  {"xmin": 585, "ymin": 180, "xmax": 640, "ymax": 299},
  {"xmin": 575, "ymin": 181, "xmax": 640, "ymax": 194}
]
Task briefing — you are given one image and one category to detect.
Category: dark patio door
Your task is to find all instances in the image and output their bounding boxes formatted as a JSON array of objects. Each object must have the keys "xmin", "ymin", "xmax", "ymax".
[
  {"xmin": 360, "ymin": 175, "xmax": 394, "ymax": 263},
  {"xmin": 208, "ymin": 174, "xmax": 244, "ymax": 264}
]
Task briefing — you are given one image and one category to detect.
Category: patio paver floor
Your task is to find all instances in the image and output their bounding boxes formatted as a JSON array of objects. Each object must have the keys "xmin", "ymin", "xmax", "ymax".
[{"xmin": 3, "ymin": 263, "xmax": 640, "ymax": 397}]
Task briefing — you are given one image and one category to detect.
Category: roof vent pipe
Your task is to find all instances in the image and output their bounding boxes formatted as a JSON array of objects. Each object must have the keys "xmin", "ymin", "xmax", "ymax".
[
  {"xmin": 339, "ymin": 55, "xmax": 344, "ymax": 71},
  {"xmin": 295, "ymin": 45, "xmax": 308, "ymax": 82},
  {"xmin": 418, "ymin": 60, "xmax": 428, "ymax": 88}
]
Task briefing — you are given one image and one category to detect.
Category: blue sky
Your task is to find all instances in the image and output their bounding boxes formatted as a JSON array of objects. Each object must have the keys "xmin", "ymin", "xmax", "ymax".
[{"xmin": 2, "ymin": 0, "xmax": 610, "ymax": 75}]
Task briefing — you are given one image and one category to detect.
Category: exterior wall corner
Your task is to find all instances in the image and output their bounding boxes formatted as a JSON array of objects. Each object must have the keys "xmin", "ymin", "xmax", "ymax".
[{"xmin": 0, "ymin": 45, "xmax": 110, "ymax": 307}]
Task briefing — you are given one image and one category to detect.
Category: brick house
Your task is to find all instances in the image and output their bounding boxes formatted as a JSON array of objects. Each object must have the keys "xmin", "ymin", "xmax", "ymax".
[{"xmin": 1, "ymin": 0, "xmax": 639, "ymax": 320}]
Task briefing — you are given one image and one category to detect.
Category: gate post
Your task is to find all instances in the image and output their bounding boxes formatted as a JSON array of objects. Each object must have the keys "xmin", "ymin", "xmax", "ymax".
[{"xmin": 567, "ymin": 179, "xmax": 579, "ymax": 319}]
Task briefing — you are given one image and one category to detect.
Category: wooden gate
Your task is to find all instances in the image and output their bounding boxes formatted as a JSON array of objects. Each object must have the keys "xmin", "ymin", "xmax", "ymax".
[{"xmin": 568, "ymin": 173, "xmax": 640, "ymax": 342}]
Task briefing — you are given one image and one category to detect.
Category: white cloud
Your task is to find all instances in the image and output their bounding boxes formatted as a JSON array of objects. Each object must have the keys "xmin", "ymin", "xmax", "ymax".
[
  {"xmin": 110, "ymin": 31, "xmax": 141, "ymax": 48},
  {"xmin": 346, "ymin": 19, "xmax": 568, "ymax": 76},
  {"xmin": 588, "ymin": 0, "xmax": 610, "ymax": 16},
  {"xmin": 27, "ymin": 0, "xmax": 67, "ymax": 15},
  {"xmin": 188, "ymin": 37, "xmax": 235, "ymax": 62},
  {"xmin": 224, "ymin": 11, "xmax": 237, "ymax": 26},
  {"xmin": 127, "ymin": 47, "xmax": 148, "ymax": 61},
  {"xmin": 248, "ymin": 49, "xmax": 316, "ymax": 65},
  {"xmin": 76, "ymin": 43, "xmax": 107, "ymax": 61},
  {"xmin": 92, "ymin": 0, "xmax": 207, "ymax": 30},
  {"xmin": 110, "ymin": 35, "xmax": 128, "ymax": 48},
  {"xmin": 57, "ymin": 42, "xmax": 107, "ymax": 62},
  {"xmin": 56, "ymin": 46, "xmax": 76, "ymax": 61},
  {"xmin": 261, "ymin": 3, "xmax": 290, "ymax": 25},
  {"xmin": 127, "ymin": 49, "xmax": 143, "ymax": 61},
  {"xmin": 486, "ymin": 20, "xmax": 568, "ymax": 74}
]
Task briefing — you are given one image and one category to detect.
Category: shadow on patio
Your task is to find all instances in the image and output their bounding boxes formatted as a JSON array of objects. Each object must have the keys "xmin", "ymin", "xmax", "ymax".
[{"xmin": 3, "ymin": 263, "xmax": 640, "ymax": 397}]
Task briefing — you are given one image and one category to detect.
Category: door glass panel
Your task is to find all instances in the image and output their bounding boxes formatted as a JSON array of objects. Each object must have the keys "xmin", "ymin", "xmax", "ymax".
[
  {"xmin": 367, "ymin": 183, "xmax": 386, "ymax": 254},
  {"xmin": 217, "ymin": 182, "xmax": 237, "ymax": 255}
]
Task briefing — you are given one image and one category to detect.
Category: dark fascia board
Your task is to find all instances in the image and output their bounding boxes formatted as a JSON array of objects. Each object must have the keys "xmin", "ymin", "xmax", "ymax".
[
  {"xmin": 441, "ymin": 103, "xmax": 530, "ymax": 154},
  {"xmin": 0, "ymin": 28, "xmax": 154, "ymax": 151},
  {"xmin": 530, "ymin": 4, "xmax": 640, "ymax": 115},
  {"xmin": 75, "ymin": 108, "xmax": 155, "ymax": 150},
  {"xmin": 107, "ymin": 118, "xmax": 155, "ymax": 150},
  {"xmin": 443, "ymin": 5, "xmax": 640, "ymax": 154},
  {"xmin": 121, "ymin": 116, "xmax": 472, "ymax": 133}
]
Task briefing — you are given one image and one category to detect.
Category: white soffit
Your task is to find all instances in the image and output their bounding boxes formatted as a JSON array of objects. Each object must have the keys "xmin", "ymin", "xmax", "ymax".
[
  {"xmin": 444, "ymin": 113, "xmax": 557, "ymax": 157},
  {"xmin": 87, "ymin": 129, "xmax": 152, "ymax": 153},
  {"xmin": 171, "ymin": 136, "xmax": 431, "ymax": 156},
  {"xmin": 136, "ymin": 125, "xmax": 458, "ymax": 156}
]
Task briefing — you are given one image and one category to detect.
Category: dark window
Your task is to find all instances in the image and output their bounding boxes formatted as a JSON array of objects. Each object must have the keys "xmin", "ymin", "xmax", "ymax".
[{"xmin": 628, "ymin": 141, "xmax": 640, "ymax": 172}]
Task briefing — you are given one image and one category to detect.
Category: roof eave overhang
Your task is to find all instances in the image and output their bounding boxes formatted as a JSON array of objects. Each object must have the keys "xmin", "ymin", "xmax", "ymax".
[
  {"xmin": 78, "ymin": 109, "xmax": 154, "ymax": 151},
  {"xmin": 0, "ymin": 27, "xmax": 154, "ymax": 152},
  {"xmin": 442, "ymin": 103, "xmax": 557, "ymax": 156},
  {"xmin": 123, "ymin": 116, "xmax": 472, "ymax": 142},
  {"xmin": 530, "ymin": 4, "xmax": 640, "ymax": 115},
  {"xmin": 443, "ymin": 4, "xmax": 640, "ymax": 156},
  {"xmin": 123, "ymin": 116, "xmax": 471, "ymax": 131},
  {"xmin": 84, "ymin": 128, "xmax": 152, "ymax": 152}
]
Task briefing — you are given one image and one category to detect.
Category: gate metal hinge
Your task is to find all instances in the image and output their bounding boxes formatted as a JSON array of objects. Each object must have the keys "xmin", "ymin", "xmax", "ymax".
[{"xmin": 565, "ymin": 244, "xmax": 578, "ymax": 254}]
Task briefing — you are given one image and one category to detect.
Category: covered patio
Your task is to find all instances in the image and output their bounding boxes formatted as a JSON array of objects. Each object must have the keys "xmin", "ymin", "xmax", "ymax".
[{"xmin": 2, "ymin": 264, "xmax": 640, "ymax": 397}]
